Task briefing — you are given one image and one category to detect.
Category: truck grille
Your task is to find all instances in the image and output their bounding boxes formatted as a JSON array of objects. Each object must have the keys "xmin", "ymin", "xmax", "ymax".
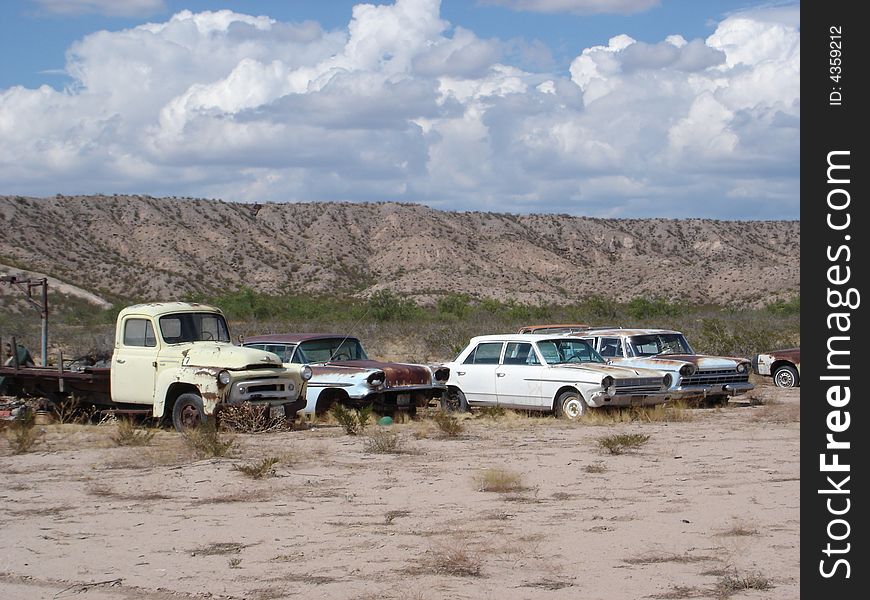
[
  {"xmin": 682, "ymin": 370, "xmax": 749, "ymax": 386},
  {"xmin": 615, "ymin": 377, "xmax": 662, "ymax": 394}
]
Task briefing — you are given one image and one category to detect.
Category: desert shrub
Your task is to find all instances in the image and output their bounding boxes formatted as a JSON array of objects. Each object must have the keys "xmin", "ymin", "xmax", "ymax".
[
  {"xmin": 365, "ymin": 428, "xmax": 403, "ymax": 453},
  {"xmin": 219, "ymin": 405, "xmax": 286, "ymax": 433},
  {"xmin": 765, "ymin": 295, "xmax": 800, "ymax": 316},
  {"xmin": 432, "ymin": 412, "xmax": 463, "ymax": 437},
  {"xmin": 183, "ymin": 421, "xmax": 235, "ymax": 458},
  {"xmin": 475, "ymin": 467, "xmax": 525, "ymax": 492},
  {"xmin": 437, "ymin": 293, "xmax": 473, "ymax": 320},
  {"xmin": 234, "ymin": 457, "xmax": 280, "ymax": 479},
  {"xmin": 597, "ymin": 433, "xmax": 650, "ymax": 454},
  {"xmin": 5, "ymin": 408, "xmax": 42, "ymax": 454},
  {"xmin": 582, "ymin": 295, "xmax": 620, "ymax": 321},
  {"xmin": 425, "ymin": 541, "xmax": 482, "ymax": 577},
  {"xmin": 583, "ymin": 462, "xmax": 607, "ymax": 473},
  {"xmin": 364, "ymin": 289, "xmax": 423, "ymax": 322},
  {"xmin": 477, "ymin": 406, "xmax": 506, "ymax": 419},
  {"xmin": 331, "ymin": 404, "xmax": 372, "ymax": 435},
  {"xmin": 111, "ymin": 419, "xmax": 156, "ymax": 446},
  {"xmin": 626, "ymin": 297, "xmax": 682, "ymax": 319},
  {"xmin": 53, "ymin": 396, "xmax": 97, "ymax": 424},
  {"xmin": 715, "ymin": 572, "xmax": 771, "ymax": 597}
]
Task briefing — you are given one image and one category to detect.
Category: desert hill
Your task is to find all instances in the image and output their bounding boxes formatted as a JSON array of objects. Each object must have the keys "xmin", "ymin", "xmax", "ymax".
[{"xmin": 0, "ymin": 195, "xmax": 799, "ymax": 308}]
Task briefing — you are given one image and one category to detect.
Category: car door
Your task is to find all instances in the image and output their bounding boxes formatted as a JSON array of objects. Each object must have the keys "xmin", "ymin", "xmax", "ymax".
[
  {"xmin": 111, "ymin": 316, "xmax": 158, "ymax": 405},
  {"xmin": 454, "ymin": 342, "xmax": 503, "ymax": 405},
  {"xmin": 495, "ymin": 342, "xmax": 543, "ymax": 408}
]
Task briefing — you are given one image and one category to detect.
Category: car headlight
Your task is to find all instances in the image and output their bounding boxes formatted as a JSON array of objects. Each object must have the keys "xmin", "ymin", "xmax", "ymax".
[
  {"xmin": 217, "ymin": 370, "xmax": 232, "ymax": 387},
  {"xmin": 367, "ymin": 371, "xmax": 385, "ymax": 387},
  {"xmin": 602, "ymin": 376, "xmax": 614, "ymax": 389},
  {"xmin": 301, "ymin": 365, "xmax": 313, "ymax": 381},
  {"xmin": 679, "ymin": 364, "xmax": 696, "ymax": 377},
  {"xmin": 663, "ymin": 373, "xmax": 673, "ymax": 389},
  {"xmin": 737, "ymin": 363, "xmax": 748, "ymax": 374}
]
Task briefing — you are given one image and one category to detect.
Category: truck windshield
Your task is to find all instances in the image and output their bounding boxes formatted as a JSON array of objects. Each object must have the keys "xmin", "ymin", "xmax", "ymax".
[
  {"xmin": 628, "ymin": 333, "xmax": 693, "ymax": 356},
  {"xmin": 159, "ymin": 312, "xmax": 231, "ymax": 344},
  {"xmin": 536, "ymin": 339, "xmax": 605, "ymax": 365},
  {"xmin": 297, "ymin": 338, "xmax": 369, "ymax": 363}
]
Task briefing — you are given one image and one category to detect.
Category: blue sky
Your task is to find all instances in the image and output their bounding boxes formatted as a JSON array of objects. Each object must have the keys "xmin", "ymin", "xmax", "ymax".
[{"xmin": 0, "ymin": 0, "xmax": 800, "ymax": 218}]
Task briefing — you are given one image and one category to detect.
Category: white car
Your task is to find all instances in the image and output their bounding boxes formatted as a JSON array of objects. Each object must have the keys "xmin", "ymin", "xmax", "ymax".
[{"xmin": 444, "ymin": 334, "xmax": 672, "ymax": 419}]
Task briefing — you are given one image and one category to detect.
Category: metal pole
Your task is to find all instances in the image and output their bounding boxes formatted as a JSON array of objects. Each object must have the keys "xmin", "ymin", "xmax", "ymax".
[{"xmin": 41, "ymin": 278, "xmax": 48, "ymax": 366}]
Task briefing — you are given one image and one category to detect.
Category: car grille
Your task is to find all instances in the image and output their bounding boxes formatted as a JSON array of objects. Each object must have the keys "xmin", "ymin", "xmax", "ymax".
[
  {"xmin": 615, "ymin": 377, "xmax": 662, "ymax": 394},
  {"xmin": 682, "ymin": 370, "xmax": 749, "ymax": 386}
]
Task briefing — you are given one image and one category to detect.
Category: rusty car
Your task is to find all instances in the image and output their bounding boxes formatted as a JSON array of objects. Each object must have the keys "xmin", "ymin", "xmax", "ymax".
[
  {"xmin": 444, "ymin": 334, "xmax": 672, "ymax": 419},
  {"xmin": 752, "ymin": 348, "xmax": 800, "ymax": 387},
  {"xmin": 578, "ymin": 328, "xmax": 753, "ymax": 404},
  {"xmin": 516, "ymin": 324, "xmax": 590, "ymax": 334},
  {"xmin": 240, "ymin": 333, "xmax": 449, "ymax": 416}
]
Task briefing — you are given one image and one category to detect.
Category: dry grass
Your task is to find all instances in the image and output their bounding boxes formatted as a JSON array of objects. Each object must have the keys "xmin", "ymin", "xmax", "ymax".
[
  {"xmin": 598, "ymin": 433, "xmax": 651, "ymax": 454},
  {"xmin": 183, "ymin": 422, "xmax": 235, "ymax": 458},
  {"xmin": 431, "ymin": 412, "xmax": 464, "ymax": 437},
  {"xmin": 218, "ymin": 405, "xmax": 289, "ymax": 433},
  {"xmin": 365, "ymin": 428, "xmax": 404, "ymax": 453},
  {"xmin": 191, "ymin": 542, "xmax": 246, "ymax": 556},
  {"xmin": 203, "ymin": 489, "xmax": 273, "ymax": 504},
  {"xmin": 579, "ymin": 404, "xmax": 692, "ymax": 425},
  {"xmin": 475, "ymin": 467, "xmax": 526, "ymax": 493},
  {"xmin": 717, "ymin": 523, "xmax": 760, "ymax": 537},
  {"xmin": 421, "ymin": 540, "xmax": 483, "ymax": 577},
  {"xmin": 111, "ymin": 419, "xmax": 156, "ymax": 446},
  {"xmin": 233, "ymin": 456, "xmax": 280, "ymax": 479},
  {"xmin": 624, "ymin": 553, "xmax": 717, "ymax": 565},
  {"xmin": 752, "ymin": 400, "xmax": 800, "ymax": 424},
  {"xmin": 4, "ymin": 412, "xmax": 43, "ymax": 454},
  {"xmin": 86, "ymin": 483, "xmax": 171, "ymax": 501},
  {"xmin": 715, "ymin": 572, "xmax": 772, "ymax": 597},
  {"xmin": 583, "ymin": 462, "xmax": 607, "ymax": 473},
  {"xmin": 331, "ymin": 404, "xmax": 372, "ymax": 435}
]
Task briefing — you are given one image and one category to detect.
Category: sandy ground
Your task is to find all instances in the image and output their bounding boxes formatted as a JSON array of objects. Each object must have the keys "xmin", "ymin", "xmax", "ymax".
[{"xmin": 0, "ymin": 383, "xmax": 799, "ymax": 600}]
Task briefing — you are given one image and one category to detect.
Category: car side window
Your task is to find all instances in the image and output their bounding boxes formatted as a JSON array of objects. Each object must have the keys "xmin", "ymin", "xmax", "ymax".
[
  {"xmin": 536, "ymin": 341, "xmax": 560, "ymax": 364},
  {"xmin": 599, "ymin": 337, "xmax": 623, "ymax": 358},
  {"xmin": 503, "ymin": 342, "xmax": 534, "ymax": 365},
  {"xmin": 464, "ymin": 342, "xmax": 503, "ymax": 364},
  {"xmin": 123, "ymin": 318, "xmax": 156, "ymax": 347}
]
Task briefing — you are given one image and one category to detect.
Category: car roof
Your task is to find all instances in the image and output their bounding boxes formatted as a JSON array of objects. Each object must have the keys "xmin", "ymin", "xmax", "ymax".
[
  {"xmin": 582, "ymin": 328, "xmax": 681, "ymax": 336},
  {"xmin": 468, "ymin": 334, "xmax": 592, "ymax": 344},
  {"xmin": 517, "ymin": 323, "xmax": 590, "ymax": 333},
  {"xmin": 242, "ymin": 333, "xmax": 357, "ymax": 344}
]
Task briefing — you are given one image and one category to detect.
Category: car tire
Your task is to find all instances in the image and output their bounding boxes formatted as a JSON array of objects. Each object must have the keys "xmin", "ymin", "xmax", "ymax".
[
  {"xmin": 773, "ymin": 365, "xmax": 799, "ymax": 388},
  {"xmin": 172, "ymin": 393, "xmax": 206, "ymax": 431},
  {"xmin": 441, "ymin": 388, "xmax": 469, "ymax": 413},
  {"xmin": 554, "ymin": 390, "xmax": 587, "ymax": 420}
]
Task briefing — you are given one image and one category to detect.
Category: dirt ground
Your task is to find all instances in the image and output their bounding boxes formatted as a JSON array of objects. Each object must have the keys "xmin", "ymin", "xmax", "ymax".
[{"xmin": 0, "ymin": 383, "xmax": 799, "ymax": 600}]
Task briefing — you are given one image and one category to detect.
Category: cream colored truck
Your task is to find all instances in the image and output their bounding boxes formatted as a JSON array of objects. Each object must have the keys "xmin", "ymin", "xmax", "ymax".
[
  {"xmin": 1, "ymin": 302, "xmax": 311, "ymax": 430},
  {"xmin": 110, "ymin": 302, "xmax": 312, "ymax": 430}
]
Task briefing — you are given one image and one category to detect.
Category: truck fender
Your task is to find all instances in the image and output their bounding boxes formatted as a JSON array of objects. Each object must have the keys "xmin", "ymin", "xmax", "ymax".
[{"xmin": 153, "ymin": 367, "xmax": 222, "ymax": 418}]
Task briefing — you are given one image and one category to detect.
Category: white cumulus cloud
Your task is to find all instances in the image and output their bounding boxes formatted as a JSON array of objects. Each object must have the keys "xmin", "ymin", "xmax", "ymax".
[{"xmin": 0, "ymin": 0, "xmax": 799, "ymax": 218}]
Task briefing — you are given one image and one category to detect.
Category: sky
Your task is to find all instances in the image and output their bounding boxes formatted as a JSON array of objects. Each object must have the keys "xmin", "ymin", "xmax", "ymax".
[{"xmin": 0, "ymin": 0, "xmax": 800, "ymax": 219}]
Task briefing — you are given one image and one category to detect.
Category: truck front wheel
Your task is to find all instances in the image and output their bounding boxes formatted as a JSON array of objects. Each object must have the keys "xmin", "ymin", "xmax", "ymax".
[{"xmin": 172, "ymin": 393, "xmax": 206, "ymax": 431}]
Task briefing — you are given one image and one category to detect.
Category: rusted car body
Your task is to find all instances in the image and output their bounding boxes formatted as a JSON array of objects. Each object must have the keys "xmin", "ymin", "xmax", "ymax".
[
  {"xmin": 241, "ymin": 334, "xmax": 449, "ymax": 415},
  {"xmin": 579, "ymin": 328, "xmax": 753, "ymax": 403},
  {"xmin": 752, "ymin": 348, "xmax": 800, "ymax": 387}
]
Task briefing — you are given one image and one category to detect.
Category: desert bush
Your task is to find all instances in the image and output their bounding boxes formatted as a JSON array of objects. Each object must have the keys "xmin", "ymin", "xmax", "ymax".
[
  {"xmin": 432, "ymin": 412, "xmax": 463, "ymax": 437},
  {"xmin": 583, "ymin": 462, "xmax": 607, "ymax": 473},
  {"xmin": 597, "ymin": 433, "xmax": 651, "ymax": 455},
  {"xmin": 234, "ymin": 457, "xmax": 280, "ymax": 479},
  {"xmin": 5, "ymin": 408, "xmax": 42, "ymax": 454},
  {"xmin": 183, "ymin": 422, "xmax": 235, "ymax": 458},
  {"xmin": 364, "ymin": 289, "xmax": 424, "ymax": 322},
  {"xmin": 364, "ymin": 428, "xmax": 403, "ymax": 453},
  {"xmin": 475, "ymin": 467, "xmax": 525, "ymax": 493},
  {"xmin": 626, "ymin": 297, "xmax": 682, "ymax": 320},
  {"xmin": 331, "ymin": 404, "xmax": 372, "ymax": 435},
  {"xmin": 425, "ymin": 541, "xmax": 482, "ymax": 577},
  {"xmin": 477, "ymin": 406, "xmax": 506, "ymax": 419},
  {"xmin": 111, "ymin": 419, "xmax": 156, "ymax": 446},
  {"xmin": 437, "ymin": 293, "xmax": 473, "ymax": 320},
  {"xmin": 219, "ymin": 405, "xmax": 286, "ymax": 433},
  {"xmin": 53, "ymin": 395, "xmax": 97, "ymax": 424},
  {"xmin": 715, "ymin": 571, "xmax": 771, "ymax": 597}
]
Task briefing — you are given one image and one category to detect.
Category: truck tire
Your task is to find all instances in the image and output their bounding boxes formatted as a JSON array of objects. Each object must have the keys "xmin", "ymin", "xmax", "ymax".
[
  {"xmin": 172, "ymin": 393, "xmax": 206, "ymax": 431},
  {"xmin": 773, "ymin": 365, "xmax": 799, "ymax": 388}
]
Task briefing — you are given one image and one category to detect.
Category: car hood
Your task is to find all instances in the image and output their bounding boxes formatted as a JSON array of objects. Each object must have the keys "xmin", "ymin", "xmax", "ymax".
[
  {"xmin": 313, "ymin": 360, "xmax": 433, "ymax": 387},
  {"xmin": 176, "ymin": 343, "xmax": 283, "ymax": 370},
  {"xmin": 613, "ymin": 355, "xmax": 747, "ymax": 372},
  {"xmin": 553, "ymin": 363, "xmax": 664, "ymax": 378}
]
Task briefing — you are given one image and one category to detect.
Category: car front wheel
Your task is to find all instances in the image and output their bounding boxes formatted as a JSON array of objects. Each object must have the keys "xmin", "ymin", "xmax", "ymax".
[
  {"xmin": 773, "ymin": 365, "xmax": 799, "ymax": 388},
  {"xmin": 554, "ymin": 390, "xmax": 588, "ymax": 420},
  {"xmin": 441, "ymin": 388, "xmax": 469, "ymax": 413}
]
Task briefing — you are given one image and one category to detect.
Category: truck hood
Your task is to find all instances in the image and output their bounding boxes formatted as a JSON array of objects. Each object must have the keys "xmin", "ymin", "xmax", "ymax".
[
  {"xmin": 554, "ymin": 363, "xmax": 664, "ymax": 378},
  {"xmin": 316, "ymin": 360, "xmax": 433, "ymax": 387},
  {"xmin": 178, "ymin": 343, "xmax": 283, "ymax": 370},
  {"xmin": 617, "ymin": 355, "xmax": 746, "ymax": 371}
]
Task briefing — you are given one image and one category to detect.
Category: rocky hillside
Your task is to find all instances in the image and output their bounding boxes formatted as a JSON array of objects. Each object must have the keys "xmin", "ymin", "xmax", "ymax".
[{"xmin": 0, "ymin": 195, "xmax": 799, "ymax": 308}]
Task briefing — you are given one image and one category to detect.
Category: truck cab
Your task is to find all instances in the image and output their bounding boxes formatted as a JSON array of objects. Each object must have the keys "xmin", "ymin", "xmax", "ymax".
[{"xmin": 111, "ymin": 302, "xmax": 311, "ymax": 430}]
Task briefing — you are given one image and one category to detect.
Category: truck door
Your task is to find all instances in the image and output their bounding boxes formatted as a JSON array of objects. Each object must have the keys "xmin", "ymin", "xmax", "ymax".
[{"xmin": 111, "ymin": 317, "xmax": 158, "ymax": 405}]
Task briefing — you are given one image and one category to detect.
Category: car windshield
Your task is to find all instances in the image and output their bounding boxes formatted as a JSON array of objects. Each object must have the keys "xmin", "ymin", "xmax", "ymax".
[
  {"xmin": 536, "ymin": 339, "xmax": 605, "ymax": 365},
  {"xmin": 628, "ymin": 333, "xmax": 693, "ymax": 356},
  {"xmin": 158, "ymin": 312, "xmax": 230, "ymax": 344},
  {"xmin": 297, "ymin": 338, "xmax": 369, "ymax": 363}
]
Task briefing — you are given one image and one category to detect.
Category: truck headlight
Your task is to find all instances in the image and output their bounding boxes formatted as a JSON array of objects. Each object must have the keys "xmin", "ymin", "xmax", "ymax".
[
  {"xmin": 217, "ymin": 370, "xmax": 232, "ymax": 387},
  {"xmin": 301, "ymin": 365, "xmax": 313, "ymax": 381},
  {"xmin": 663, "ymin": 374, "xmax": 673, "ymax": 389},
  {"xmin": 737, "ymin": 363, "xmax": 749, "ymax": 374},
  {"xmin": 679, "ymin": 364, "xmax": 696, "ymax": 377}
]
